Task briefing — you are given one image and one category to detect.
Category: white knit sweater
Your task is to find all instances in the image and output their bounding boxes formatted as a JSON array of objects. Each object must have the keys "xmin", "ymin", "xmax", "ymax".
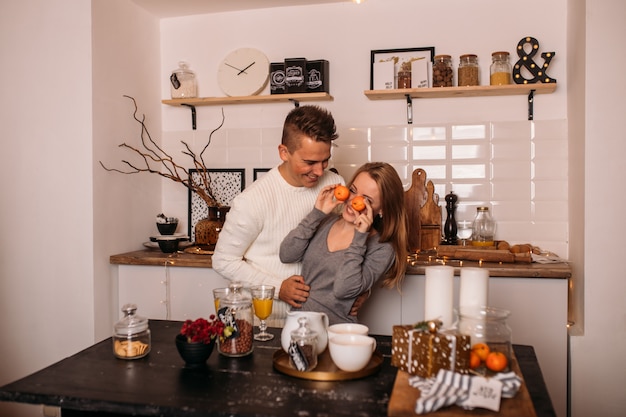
[{"xmin": 212, "ymin": 166, "xmax": 343, "ymax": 326}]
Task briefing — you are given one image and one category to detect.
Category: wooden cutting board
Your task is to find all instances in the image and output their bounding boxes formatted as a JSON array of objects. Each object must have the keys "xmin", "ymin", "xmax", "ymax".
[
  {"xmin": 405, "ymin": 169, "xmax": 441, "ymax": 252},
  {"xmin": 436, "ymin": 246, "xmax": 532, "ymax": 264},
  {"xmin": 387, "ymin": 352, "xmax": 537, "ymax": 417}
]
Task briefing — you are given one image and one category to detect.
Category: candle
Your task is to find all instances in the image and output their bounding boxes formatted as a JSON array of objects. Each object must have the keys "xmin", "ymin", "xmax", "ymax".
[
  {"xmin": 459, "ymin": 267, "xmax": 489, "ymax": 309},
  {"xmin": 424, "ymin": 265, "xmax": 454, "ymax": 328}
]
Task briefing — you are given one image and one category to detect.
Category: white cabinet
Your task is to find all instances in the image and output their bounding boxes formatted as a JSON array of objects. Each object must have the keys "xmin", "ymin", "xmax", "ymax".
[
  {"xmin": 360, "ymin": 274, "xmax": 568, "ymax": 417},
  {"xmin": 117, "ymin": 265, "xmax": 229, "ymax": 321}
]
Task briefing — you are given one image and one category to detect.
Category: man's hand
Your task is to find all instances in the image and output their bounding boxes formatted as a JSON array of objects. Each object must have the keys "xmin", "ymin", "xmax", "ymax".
[
  {"xmin": 279, "ymin": 275, "xmax": 310, "ymax": 308},
  {"xmin": 349, "ymin": 289, "xmax": 371, "ymax": 316}
]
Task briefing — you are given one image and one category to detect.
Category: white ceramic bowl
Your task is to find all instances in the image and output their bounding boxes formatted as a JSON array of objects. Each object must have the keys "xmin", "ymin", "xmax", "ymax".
[
  {"xmin": 327, "ymin": 323, "xmax": 369, "ymax": 341},
  {"xmin": 328, "ymin": 334, "xmax": 376, "ymax": 372}
]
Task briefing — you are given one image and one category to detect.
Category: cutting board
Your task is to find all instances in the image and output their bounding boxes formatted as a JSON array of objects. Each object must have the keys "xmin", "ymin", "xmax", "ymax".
[
  {"xmin": 387, "ymin": 352, "xmax": 537, "ymax": 417},
  {"xmin": 405, "ymin": 169, "xmax": 441, "ymax": 252},
  {"xmin": 436, "ymin": 246, "xmax": 532, "ymax": 264}
]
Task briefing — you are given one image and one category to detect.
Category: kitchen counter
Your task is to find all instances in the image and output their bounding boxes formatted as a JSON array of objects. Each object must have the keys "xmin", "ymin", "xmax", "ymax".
[
  {"xmin": 0, "ymin": 320, "xmax": 555, "ymax": 417},
  {"xmin": 110, "ymin": 249, "xmax": 571, "ymax": 278}
]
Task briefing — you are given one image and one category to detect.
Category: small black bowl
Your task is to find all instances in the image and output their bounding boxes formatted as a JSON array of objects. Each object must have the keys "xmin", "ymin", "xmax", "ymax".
[
  {"xmin": 157, "ymin": 222, "xmax": 178, "ymax": 235},
  {"xmin": 156, "ymin": 237, "xmax": 180, "ymax": 253}
]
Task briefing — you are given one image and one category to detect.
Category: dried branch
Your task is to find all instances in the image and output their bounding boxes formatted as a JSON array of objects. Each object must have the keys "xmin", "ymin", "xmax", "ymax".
[{"xmin": 100, "ymin": 95, "xmax": 224, "ymax": 207}]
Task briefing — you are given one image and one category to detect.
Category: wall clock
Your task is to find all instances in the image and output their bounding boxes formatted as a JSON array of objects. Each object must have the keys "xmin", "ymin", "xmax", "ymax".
[{"xmin": 217, "ymin": 47, "xmax": 270, "ymax": 97}]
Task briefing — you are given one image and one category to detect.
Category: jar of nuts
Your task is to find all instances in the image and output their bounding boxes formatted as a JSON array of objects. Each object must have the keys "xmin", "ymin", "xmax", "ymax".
[
  {"xmin": 217, "ymin": 282, "xmax": 254, "ymax": 357},
  {"xmin": 458, "ymin": 54, "xmax": 479, "ymax": 86},
  {"xmin": 432, "ymin": 55, "xmax": 453, "ymax": 87},
  {"xmin": 113, "ymin": 304, "xmax": 151, "ymax": 360}
]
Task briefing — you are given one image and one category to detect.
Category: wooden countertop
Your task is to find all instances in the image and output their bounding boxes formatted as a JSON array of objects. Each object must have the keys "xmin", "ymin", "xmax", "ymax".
[
  {"xmin": 110, "ymin": 249, "xmax": 213, "ymax": 268},
  {"xmin": 110, "ymin": 249, "xmax": 571, "ymax": 279}
]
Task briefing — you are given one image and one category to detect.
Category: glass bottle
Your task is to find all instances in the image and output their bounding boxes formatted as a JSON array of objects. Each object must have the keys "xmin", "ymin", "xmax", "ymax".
[
  {"xmin": 217, "ymin": 282, "xmax": 254, "ymax": 357},
  {"xmin": 170, "ymin": 61, "xmax": 197, "ymax": 99},
  {"xmin": 456, "ymin": 306, "xmax": 512, "ymax": 374},
  {"xmin": 458, "ymin": 54, "xmax": 479, "ymax": 86},
  {"xmin": 397, "ymin": 70, "xmax": 412, "ymax": 89},
  {"xmin": 289, "ymin": 317, "xmax": 318, "ymax": 372},
  {"xmin": 490, "ymin": 52, "xmax": 512, "ymax": 85},
  {"xmin": 432, "ymin": 55, "xmax": 453, "ymax": 87},
  {"xmin": 471, "ymin": 206, "xmax": 496, "ymax": 246},
  {"xmin": 113, "ymin": 304, "xmax": 151, "ymax": 360}
]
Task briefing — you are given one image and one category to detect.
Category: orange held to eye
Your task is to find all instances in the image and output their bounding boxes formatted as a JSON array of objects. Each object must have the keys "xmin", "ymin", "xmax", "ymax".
[
  {"xmin": 334, "ymin": 185, "xmax": 350, "ymax": 201},
  {"xmin": 351, "ymin": 196, "xmax": 366, "ymax": 212}
]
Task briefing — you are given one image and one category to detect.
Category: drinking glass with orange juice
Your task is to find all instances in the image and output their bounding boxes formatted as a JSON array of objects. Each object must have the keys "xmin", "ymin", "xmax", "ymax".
[
  {"xmin": 250, "ymin": 285, "xmax": 275, "ymax": 341},
  {"xmin": 212, "ymin": 287, "xmax": 231, "ymax": 314}
]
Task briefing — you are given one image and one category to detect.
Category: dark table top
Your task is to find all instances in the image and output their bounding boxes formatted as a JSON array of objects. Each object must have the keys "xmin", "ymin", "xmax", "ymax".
[{"xmin": 0, "ymin": 320, "xmax": 555, "ymax": 417}]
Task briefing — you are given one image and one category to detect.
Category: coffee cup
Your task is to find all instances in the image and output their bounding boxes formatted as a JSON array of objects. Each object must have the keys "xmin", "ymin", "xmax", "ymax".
[
  {"xmin": 328, "ymin": 334, "xmax": 376, "ymax": 372},
  {"xmin": 327, "ymin": 323, "xmax": 369, "ymax": 341}
]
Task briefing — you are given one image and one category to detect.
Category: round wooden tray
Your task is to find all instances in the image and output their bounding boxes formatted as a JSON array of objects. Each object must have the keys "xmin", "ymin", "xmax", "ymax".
[{"xmin": 272, "ymin": 348, "xmax": 383, "ymax": 381}]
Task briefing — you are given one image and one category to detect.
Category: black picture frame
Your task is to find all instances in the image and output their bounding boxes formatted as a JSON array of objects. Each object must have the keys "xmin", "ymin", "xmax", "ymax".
[
  {"xmin": 370, "ymin": 47, "xmax": 435, "ymax": 90},
  {"xmin": 253, "ymin": 168, "xmax": 271, "ymax": 181},
  {"xmin": 188, "ymin": 169, "xmax": 245, "ymax": 241}
]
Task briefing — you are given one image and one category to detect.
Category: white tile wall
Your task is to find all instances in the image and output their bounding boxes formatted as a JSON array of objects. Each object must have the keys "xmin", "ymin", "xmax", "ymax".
[{"xmin": 163, "ymin": 119, "xmax": 568, "ymax": 258}]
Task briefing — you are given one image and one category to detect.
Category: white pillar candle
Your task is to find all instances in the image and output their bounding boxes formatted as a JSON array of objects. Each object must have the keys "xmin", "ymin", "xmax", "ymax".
[
  {"xmin": 424, "ymin": 265, "xmax": 454, "ymax": 328},
  {"xmin": 459, "ymin": 267, "xmax": 489, "ymax": 309}
]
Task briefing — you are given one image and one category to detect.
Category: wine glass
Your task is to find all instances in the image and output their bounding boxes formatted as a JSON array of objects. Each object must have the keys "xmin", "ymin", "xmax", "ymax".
[{"xmin": 250, "ymin": 285, "xmax": 274, "ymax": 341}]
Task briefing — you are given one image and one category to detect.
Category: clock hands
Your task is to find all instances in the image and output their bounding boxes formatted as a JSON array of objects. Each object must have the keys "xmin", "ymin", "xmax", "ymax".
[
  {"xmin": 225, "ymin": 62, "xmax": 247, "ymax": 73},
  {"xmin": 237, "ymin": 61, "xmax": 256, "ymax": 75},
  {"xmin": 224, "ymin": 61, "xmax": 256, "ymax": 75}
]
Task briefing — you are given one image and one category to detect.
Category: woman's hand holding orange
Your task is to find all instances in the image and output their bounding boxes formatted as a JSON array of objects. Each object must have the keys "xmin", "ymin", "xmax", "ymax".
[{"xmin": 352, "ymin": 197, "xmax": 373, "ymax": 233}]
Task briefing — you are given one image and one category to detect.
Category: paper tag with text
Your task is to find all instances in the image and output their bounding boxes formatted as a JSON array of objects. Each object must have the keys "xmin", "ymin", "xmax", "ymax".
[{"xmin": 460, "ymin": 375, "xmax": 503, "ymax": 411}]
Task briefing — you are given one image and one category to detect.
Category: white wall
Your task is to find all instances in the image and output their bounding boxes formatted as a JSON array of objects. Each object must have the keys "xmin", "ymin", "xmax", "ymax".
[
  {"xmin": 570, "ymin": 1, "xmax": 626, "ymax": 416},
  {"xmin": 0, "ymin": 0, "xmax": 625, "ymax": 417}
]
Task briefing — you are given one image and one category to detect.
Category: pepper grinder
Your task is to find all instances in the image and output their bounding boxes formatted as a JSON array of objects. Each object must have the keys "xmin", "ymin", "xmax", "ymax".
[{"xmin": 442, "ymin": 192, "xmax": 458, "ymax": 245}]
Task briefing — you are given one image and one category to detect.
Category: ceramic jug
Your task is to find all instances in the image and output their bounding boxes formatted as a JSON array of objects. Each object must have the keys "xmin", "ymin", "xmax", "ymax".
[{"xmin": 281, "ymin": 311, "xmax": 329, "ymax": 354}]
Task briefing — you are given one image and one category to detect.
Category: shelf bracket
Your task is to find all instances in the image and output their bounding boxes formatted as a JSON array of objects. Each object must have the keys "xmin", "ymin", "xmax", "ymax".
[
  {"xmin": 289, "ymin": 99, "xmax": 300, "ymax": 108},
  {"xmin": 405, "ymin": 94, "xmax": 413, "ymax": 124},
  {"xmin": 181, "ymin": 103, "xmax": 197, "ymax": 130},
  {"xmin": 527, "ymin": 89, "xmax": 535, "ymax": 121}
]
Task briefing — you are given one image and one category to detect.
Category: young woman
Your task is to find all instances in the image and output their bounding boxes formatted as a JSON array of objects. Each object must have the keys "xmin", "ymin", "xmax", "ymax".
[{"xmin": 279, "ymin": 162, "xmax": 408, "ymax": 325}]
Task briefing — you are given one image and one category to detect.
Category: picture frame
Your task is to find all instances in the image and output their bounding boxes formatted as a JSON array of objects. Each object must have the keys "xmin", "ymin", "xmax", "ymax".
[
  {"xmin": 253, "ymin": 168, "xmax": 271, "ymax": 181},
  {"xmin": 188, "ymin": 169, "xmax": 245, "ymax": 241},
  {"xmin": 370, "ymin": 47, "xmax": 435, "ymax": 90}
]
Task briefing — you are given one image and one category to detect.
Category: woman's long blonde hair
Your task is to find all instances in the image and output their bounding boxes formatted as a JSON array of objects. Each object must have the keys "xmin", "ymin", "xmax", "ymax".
[{"xmin": 347, "ymin": 162, "xmax": 408, "ymax": 289}]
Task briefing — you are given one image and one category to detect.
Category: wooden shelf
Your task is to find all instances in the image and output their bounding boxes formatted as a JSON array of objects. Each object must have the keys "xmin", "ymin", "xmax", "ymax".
[
  {"xmin": 364, "ymin": 83, "xmax": 556, "ymax": 100},
  {"xmin": 162, "ymin": 92, "xmax": 333, "ymax": 106}
]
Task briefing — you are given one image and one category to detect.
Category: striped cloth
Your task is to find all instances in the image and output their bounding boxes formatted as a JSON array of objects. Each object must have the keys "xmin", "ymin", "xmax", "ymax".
[{"xmin": 408, "ymin": 369, "xmax": 522, "ymax": 414}]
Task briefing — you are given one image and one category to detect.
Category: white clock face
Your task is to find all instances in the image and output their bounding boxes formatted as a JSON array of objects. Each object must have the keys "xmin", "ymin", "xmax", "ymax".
[{"xmin": 217, "ymin": 48, "xmax": 270, "ymax": 97}]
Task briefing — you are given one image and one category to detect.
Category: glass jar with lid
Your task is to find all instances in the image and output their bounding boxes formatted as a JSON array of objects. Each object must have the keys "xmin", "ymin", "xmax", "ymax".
[
  {"xmin": 170, "ymin": 61, "xmax": 198, "ymax": 99},
  {"xmin": 458, "ymin": 54, "xmax": 479, "ymax": 86},
  {"xmin": 471, "ymin": 206, "xmax": 496, "ymax": 246},
  {"xmin": 288, "ymin": 317, "xmax": 318, "ymax": 372},
  {"xmin": 455, "ymin": 306, "xmax": 512, "ymax": 374},
  {"xmin": 217, "ymin": 282, "xmax": 254, "ymax": 357},
  {"xmin": 432, "ymin": 55, "xmax": 453, "ymax": 87},
  {"xmin": 490, "ymin": 52, "xmax": 512, "ymax": 85},
  {"xmin": 113, "ymin": 304, "xmax": 151, "ymax": 360}
]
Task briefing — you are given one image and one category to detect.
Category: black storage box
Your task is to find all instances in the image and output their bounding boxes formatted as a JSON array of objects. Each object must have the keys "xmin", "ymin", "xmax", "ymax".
[
  {"xmin": 285, "ymin": 58, "xmax": 307, "ymax": 93},
  {"xmin": 306, "ymin": 60, "xmax": 329, "ymax": 93},
  {"xmin": 270, "ymin": 62, "xmax": 286, "ymax": 95}
]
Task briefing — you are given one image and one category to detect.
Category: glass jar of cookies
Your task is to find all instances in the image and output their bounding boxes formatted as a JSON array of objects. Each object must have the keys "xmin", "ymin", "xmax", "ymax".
[
  {"xmin": 432, "ymin": 55, "xmax": 453, "ymax": 87},
  {"xmin": 113, "ymin": 304, "xmax": 151, "ymax": 360}
]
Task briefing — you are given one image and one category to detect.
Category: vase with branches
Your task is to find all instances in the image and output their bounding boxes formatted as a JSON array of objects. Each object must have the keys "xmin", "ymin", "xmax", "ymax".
[{"xmin": 100, "ymin": 95, "xmax": 228, "ymax": 246}]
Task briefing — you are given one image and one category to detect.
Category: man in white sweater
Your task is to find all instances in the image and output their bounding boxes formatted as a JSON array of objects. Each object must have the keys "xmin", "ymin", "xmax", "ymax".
[{"xmin": 212, "ymin": 106, "xmax": 343, "ymax": 327}]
